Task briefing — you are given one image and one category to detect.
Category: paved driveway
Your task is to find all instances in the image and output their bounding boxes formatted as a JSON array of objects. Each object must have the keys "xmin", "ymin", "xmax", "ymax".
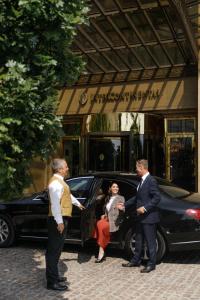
[{"xmin": 0, "ymin": 241, "xmax": 200, "ymax": 300}]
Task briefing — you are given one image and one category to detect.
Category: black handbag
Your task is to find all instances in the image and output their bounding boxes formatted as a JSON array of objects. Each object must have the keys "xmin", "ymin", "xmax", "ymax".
[{"xmin": 115, "ymin": 210, "xmax": 124, "ymax": 227}]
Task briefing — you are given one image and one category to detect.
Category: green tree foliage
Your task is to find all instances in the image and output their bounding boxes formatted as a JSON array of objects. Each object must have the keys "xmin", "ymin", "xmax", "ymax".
[
  {"xmin": 130, "ymin": 113, "xmax": 140, "ymax": 134},
  {"xmin": 0, "ymin": 0, "xmax": 88, "ymax": 199},
  {"xmin": 90, "ymin": 114, "xmax": 111, "ymax": 132}
]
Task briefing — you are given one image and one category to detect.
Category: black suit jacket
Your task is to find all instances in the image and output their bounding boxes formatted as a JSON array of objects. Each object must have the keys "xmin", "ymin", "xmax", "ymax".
[{"xmin": 125, "ymin": 174, "xmax": 160, "ymax": 224}]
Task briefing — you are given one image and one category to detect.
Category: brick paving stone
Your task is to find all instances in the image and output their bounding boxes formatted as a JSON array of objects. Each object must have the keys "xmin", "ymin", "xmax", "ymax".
[{"xmin": 0, "ymin": 241, "xmax": 200, "ymax": 300}]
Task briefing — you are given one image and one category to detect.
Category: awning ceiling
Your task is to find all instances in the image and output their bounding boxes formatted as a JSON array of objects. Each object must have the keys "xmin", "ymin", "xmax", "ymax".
[{"xmin": 70, "ymin": 0, "xmax": 200, "ymax": 86}]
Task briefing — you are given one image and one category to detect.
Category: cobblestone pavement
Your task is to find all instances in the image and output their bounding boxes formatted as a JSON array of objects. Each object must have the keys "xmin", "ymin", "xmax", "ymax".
[{"xmin": 1, "ymin": 241, "xmax": 200, "ymax": 300}]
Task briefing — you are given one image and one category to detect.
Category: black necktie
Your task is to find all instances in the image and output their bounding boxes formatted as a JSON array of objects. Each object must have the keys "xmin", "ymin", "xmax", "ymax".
[{"xmin": 137, "ymin": 179, "xmax": 143, "ymax": 191}]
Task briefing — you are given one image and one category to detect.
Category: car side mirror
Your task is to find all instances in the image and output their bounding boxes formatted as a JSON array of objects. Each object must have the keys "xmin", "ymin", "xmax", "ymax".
[{"xmin": 41, "ymin": 190, "xmax": 49, "ymax": 202}]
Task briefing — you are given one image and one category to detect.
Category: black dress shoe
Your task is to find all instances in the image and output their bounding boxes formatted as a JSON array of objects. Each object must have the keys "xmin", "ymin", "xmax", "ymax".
[
  {"xmin": 47, "ymin": 282, "xmax": 69, "ymax": 291},
  {"xmin": 58, "ymin": 276, "xmax": 68, "ymax": 283},
  {"xmin": 122, "ymin": 262, "xmax": 140, "ymax": 267},
  {"xmin": 140, "ymin": 266, "xmax": 155, "ymax": 273}
]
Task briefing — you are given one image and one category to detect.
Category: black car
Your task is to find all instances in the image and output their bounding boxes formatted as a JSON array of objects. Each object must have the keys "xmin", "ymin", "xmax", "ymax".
[{"xmin": 1, "ymin": 173, "xmax": 200, "ymax": 262}]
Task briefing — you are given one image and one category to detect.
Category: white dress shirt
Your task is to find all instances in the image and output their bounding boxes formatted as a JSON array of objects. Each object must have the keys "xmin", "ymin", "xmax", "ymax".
[
  {"xmin": 137, "ymin": 172, "xmax": 149, "ymax": 190},
  {"xmin": 48, "ymin": 174, "xmax": 82, "ymax": 224},
  {"xmin": 137, "ymin": 172, "xmax": 149, "ymax": 212},
  {"xmin": 106, "ymin": 196, "xmax": 117, "ymax": 212}
]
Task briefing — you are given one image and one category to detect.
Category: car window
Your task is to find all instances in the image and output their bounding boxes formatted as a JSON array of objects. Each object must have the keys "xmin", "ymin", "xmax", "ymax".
[
  {"xmin": 32, "ymin": 190, "xmax": 48, "ymax": 201},
  {"xmin": 100, "ymin": 179, "xmax": 136, "ymax": 201},
  {"xmin": 66, "ymin": 177, "xmax": 93, "ymax": 198}
]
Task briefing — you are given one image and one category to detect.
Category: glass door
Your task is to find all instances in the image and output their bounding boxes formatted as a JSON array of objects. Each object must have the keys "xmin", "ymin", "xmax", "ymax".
[
  {"xmin": 166, "ymin": 135, "xmax": 195, "ymax": 191},
  {"xmin": 87, "ymin": 136, "xmax": 129, "ymax": 172}
]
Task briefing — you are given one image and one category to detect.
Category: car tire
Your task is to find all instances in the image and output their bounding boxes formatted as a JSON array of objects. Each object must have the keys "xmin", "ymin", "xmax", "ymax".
[
  {"xmin": 0, "ymin": 214, "xmax": 15, "ymax": 247},
  {"xmin": 124, "ymin": 228, "xmax": 166, "ymax": 263}
]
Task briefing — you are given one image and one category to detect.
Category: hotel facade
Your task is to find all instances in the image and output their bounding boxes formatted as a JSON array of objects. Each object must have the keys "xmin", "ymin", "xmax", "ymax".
[{"xmin": 30, "ymin": 0, "xmax": 200, "ymax": 193}]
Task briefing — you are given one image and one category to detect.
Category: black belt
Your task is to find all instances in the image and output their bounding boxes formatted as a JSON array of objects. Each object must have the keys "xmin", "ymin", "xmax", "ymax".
[{"xmin": 48, "ymin": 216, "xmax": 70, "ymax": 220}]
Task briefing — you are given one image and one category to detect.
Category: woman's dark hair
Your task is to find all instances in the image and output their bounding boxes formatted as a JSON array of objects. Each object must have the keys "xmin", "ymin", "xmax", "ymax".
[
  {"xmin": 104, "ymin": 181, "xmax": 120, "ymax": 205},
  {"xmin": 108, "ymin": 181, "xmax": 119, "ymax": 195}
]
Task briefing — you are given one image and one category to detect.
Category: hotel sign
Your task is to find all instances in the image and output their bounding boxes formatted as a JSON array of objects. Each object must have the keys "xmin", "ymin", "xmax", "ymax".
[
  {"xmin": 79, "ymin": 89, "xmax": 160, "ymax": 105},
  {"xmin": 57, "ymin": 78, "xmax": 197, "ymax": 115}
]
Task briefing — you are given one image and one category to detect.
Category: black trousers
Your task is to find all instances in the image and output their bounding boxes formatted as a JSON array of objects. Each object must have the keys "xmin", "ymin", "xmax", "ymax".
[
  {"xmin": 45, "ymin": 217, "xmax": 68, "ymax": 284},
  {"xmin": 131, "ymin": 222, "xmax": 157, "ymax": 267}
]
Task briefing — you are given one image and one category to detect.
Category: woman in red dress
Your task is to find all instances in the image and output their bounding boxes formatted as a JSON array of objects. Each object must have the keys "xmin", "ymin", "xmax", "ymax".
[{"xmin": 94, "ymin": 182, "xmax": 125, "ymax": 263}]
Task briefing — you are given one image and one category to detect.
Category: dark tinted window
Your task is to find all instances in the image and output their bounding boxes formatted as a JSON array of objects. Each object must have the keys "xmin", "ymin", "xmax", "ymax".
[
  {"xmin": 66, "ymin": 177, "xmax": 93, "ymax": 198},
  {"xmin": 167, "ymin": 119, "xmax": 195, "ymax": 133}
]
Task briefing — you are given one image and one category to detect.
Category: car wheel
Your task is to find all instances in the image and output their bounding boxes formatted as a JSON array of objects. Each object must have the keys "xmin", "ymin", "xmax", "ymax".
[
  {"xmin": 124, "ymin": 228, "xmax": 166, "ymax": 263},
  {"xmin": 0, "ymin": 214, "xmax": 15, "ymax": 247}
]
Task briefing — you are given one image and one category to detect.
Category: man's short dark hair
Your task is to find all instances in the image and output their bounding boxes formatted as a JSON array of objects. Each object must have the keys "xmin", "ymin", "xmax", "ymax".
[{"xmin": 136, "ymin": 159, "xmax": 148, "ymax": 170}]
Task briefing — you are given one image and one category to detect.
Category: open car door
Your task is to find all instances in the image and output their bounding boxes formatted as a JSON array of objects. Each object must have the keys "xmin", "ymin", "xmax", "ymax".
[{"xmin": 81, "ymin": 178, "xmax": 103, "ymax": 244}]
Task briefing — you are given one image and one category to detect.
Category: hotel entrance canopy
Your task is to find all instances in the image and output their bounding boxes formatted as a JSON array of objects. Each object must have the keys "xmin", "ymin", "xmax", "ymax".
[{"xmin": 70, "ymin": 0, "xmax": 199, "ymax": 86}]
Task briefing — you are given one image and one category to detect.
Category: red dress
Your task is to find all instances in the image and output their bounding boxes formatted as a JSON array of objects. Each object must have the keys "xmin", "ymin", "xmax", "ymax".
[{"xmin": 93, "ymin": 217, "xmax": 110, "ymax": 250}]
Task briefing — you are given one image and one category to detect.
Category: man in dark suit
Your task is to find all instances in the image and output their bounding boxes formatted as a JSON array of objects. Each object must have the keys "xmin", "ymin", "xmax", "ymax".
[{"xmin": 120, "ymin": 159, "xmax": 161, "ymax": 273}]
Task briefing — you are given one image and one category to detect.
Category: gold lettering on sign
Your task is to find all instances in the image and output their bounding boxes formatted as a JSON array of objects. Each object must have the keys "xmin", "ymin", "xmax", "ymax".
[{"xmin": 90, "ymin": 89, "xmax": 160, "ymax": 104}]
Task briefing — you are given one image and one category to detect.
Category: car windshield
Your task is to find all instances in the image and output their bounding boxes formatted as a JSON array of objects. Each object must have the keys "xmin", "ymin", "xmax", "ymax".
[{"xmin": 157, "ymin": 178, "xmax": 190, "ymax": 198}]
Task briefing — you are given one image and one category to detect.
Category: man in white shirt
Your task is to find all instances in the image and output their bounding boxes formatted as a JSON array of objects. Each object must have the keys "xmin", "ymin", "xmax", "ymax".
[{"xmin": 45, "ymin": 158, "xmax": 84, "ymax": 291}]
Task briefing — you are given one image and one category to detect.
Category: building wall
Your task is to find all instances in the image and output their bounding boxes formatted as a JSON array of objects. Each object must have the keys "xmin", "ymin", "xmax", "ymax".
[{"xmin": 27, "ymin": 76, "xmax": 197, "ymax": 193}]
